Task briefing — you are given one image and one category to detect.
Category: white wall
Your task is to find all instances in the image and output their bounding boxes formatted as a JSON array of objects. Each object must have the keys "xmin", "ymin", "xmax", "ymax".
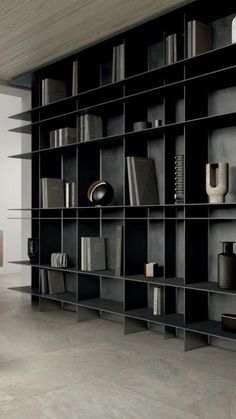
[{"xmin": 0, "ymin": 85, "xmax": 31, "ymax": 274}]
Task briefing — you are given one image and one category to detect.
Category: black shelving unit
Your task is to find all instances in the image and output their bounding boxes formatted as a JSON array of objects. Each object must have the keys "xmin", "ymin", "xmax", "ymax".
[{"xmin": 8, "ymin": 0, "xmax": 236, "ymax": 350}]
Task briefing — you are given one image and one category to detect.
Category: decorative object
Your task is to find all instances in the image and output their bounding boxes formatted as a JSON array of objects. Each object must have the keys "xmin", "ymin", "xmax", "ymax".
[
  {"xmin": 153, "ymin": 287, "xmax": 162, "ymax": 315},
  {"xmin": 218, "ymin": 241, "xmax": 236, "ymax": 290},
  {"xmin": 87, "ymin": 180, "xmax": 114, "ymax": 206},
  {"xmin": 27, "ymin": 238, "xmax": 39, "ymax": 263},
  {"xmin": 222, "ymin": 313, "xmax": 236, "ymax": 332},
  {"xmin": 51, "ymin": 253, "xmax": 68, "ymax": 268},
  {"xmin": 133, "ymin": 121, "xmax": 152, "ymax": 131},
  {"xmin": 174, "ymin": 154, "xmax": 184, "ymax": 203},
  {"xmin": 206, "ymin": 163, "xmax": 229, "ymax": 203},
  {"xmin": 154, "ymin": 119, "xmax": 162, "ymax": 127},
  {"xmin": 144, "ymin": 262, "xmax": 159, "ymax": 278}
]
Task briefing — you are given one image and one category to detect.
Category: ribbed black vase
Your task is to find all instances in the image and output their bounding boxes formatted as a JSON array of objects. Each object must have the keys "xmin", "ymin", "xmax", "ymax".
[{"xmin": 218, "ymin": 242, "xmax": 236, "ymax": 290}]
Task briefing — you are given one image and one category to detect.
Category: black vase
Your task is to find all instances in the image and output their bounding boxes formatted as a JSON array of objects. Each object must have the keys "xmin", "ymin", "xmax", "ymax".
[
  {"xmin": 218, "ymin": 241, "xmax": 236, "ymax": 289},
  {"xmin": 27, "ymin": 238, "xmax": 39, "ymax": 263}
]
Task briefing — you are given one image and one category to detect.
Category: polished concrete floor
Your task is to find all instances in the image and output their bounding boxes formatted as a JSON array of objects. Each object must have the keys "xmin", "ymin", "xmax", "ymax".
[{"xmin": 0, "ymin": 273, "xmax": 236, "ymax": 419}]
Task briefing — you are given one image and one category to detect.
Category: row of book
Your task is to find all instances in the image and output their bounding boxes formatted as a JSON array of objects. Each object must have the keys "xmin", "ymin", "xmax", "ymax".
[
  {"xmin": 40, "ymin": 269, "xmax": 65, "ymax": 294},
  {"xmin": 41, "ymin": 178, "xmax": 76, "ymax": 208},
  {"xmin": 165, "ymin": 33, "xmax": 183, "ymax": 65},
  {"xmin": 49, "ymin": 127, "xmax": 76, "ymax": 148},
  {"xmin": 81, "ymin": 226, "xmax": 122, "ymax": 274},
  {"xmin": 41, "ymin": 43, "xmax": 125, "ymax": 106}
]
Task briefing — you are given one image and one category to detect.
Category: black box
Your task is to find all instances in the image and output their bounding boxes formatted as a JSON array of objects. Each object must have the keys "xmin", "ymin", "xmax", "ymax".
[{"xmin": 222, "ymin": 313, "xmax": 236, "ymax": 333}]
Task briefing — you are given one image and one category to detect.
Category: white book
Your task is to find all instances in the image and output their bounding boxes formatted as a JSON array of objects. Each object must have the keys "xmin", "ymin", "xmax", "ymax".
[
  {"xmin": 81, "ymin": 237, "xmax": 88, "ymax": 270},
  {"xmin": 127, "ymin": 157, "xmax": 136, "ymax": 206},
  {"xmin": 119, "ymin": 43, "xmax": 125, "ymax": 80},
  {"xmin": 153, "ymin": 287, "xmax": 161, "ymax": 316},
  {"xmin": 65, "ymin": 183, "xmax": 70, "ymax": 208},
  {"xmin": 187, "ymin": 21, "xmax": 192, "ymax": 58},
  {"xmin": 42, "ymin": 79, "xmax": 45, "ymax": 106},
  {"xmin": 232, "ymin": 17, "xmax": 236, "ymax": 44}
]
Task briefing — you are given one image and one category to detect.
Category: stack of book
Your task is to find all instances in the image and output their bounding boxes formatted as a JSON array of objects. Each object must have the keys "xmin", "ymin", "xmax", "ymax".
[
  {"xmin": 49, "ymin": 127, "xmax": 76, "ymax": 148},
  {"xmin": 112, "ymin": 43, "xmax": 125, "ymax": 82},
  {"xmin": 65, "ymin": 182, "xmax": 77, "ymax": 208},
  {"xmin": 81, "ymin": 237, "xmax": 106, "ymax": 271},
  {"xmin": 40, "ymin": 269, "xmax": 65, "ymax": 295},
  {"xmin": 41, "ymin": 178, "xmax": 77, "ymax": 208},
  {"xmin": 174, "ymin": 155, "xmax": 184, "ymax": 203},
  {"xmin": 41, "ymin": 78, "xmax": 67, "ymax": 105},
  {"xmin": 165, "ymin": 33, "xmax": 184, "ymax": 65},
  {"xmin": 127, "ymin": 157, "xmax": 159, "ymax": 205},
  {"xmin": 79, "ymin": 113, "xmax": 103, "ymax": 141},
  {"xmin": 187, "ymin": 20, "xmax": 212, "ymax": 57},
  {"xmin": 153, "ymin": 286, "xmax": 162, "ymax": 316},
  {"xmin": 51, "ymin": 253, "xmax": 68, "ymax": 268}
]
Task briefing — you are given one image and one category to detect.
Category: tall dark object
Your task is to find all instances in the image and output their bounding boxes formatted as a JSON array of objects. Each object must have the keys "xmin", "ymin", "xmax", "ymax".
[
  {"xmin": 27, "ymin": 238, "xmax": 39, "ymax": 263},
  {"xmin": 218, "ymin": 242, "xmax": 236, "ymax": 290}
]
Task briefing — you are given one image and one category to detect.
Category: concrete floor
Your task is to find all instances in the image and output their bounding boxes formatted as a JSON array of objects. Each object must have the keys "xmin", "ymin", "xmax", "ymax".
[{"xmin": 0, "ymin": 274, "xmax": 236, "ymax": 419}]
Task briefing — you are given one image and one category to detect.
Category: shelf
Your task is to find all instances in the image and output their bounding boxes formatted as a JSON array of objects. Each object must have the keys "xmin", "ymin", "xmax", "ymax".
[
  {"xmin": 126, "ymin": 275, "xmax": 184, "ymax": 287},
  {"xmin": 125, "ymin": 308, "xmax": 184, "ymax": 328},
  {"xmin": 185, "ymin": 320, "xmax": 236, "ymax": 341},
  {"xmin": 41, "ymin": 292, "xmax": 77, "ymax": 305},
  {"xmin": 8, "ymin": 285, "xmax": 39, "ymax": 295},
  {"xmin": 78, "ymin": 298, "xmax": 123, "ymax": 314}
]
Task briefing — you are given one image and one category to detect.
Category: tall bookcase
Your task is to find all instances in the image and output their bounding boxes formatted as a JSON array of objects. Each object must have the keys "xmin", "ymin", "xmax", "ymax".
[{"xmin": 8, "ymin": 0, "xmax": 236, "ymax": 350}]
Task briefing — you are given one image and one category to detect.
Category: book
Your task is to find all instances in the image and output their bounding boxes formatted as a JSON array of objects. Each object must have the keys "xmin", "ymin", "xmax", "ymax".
[
  {"xmin": 127, "ymin": 157, "xmax": 137, "ymax": 206},
  {"xmin": 72, "ymin": 60, "xmax": 78, "ymax": 95},
  {"xmin": 148, "ymin": 42, "xmax": 163, "ymax": 70},
  {"xmin": 187, "ymin": 20, "xmax": 212, "ymax": 57},
  {"xmin": 40, "ymin": 269, "xmax": 48, "ymax": 294},
  {"xmin": 81, "ymin": 237, "xmax": 88, "ymax": 270},
  {"xmin": 43, "ymin": 78, "xmax": 67, "ymax": 105},
  {"xmin": 41, "ymin": 178, "xmax": 65, "ymax": 208},
  {"xmin": 115, "ymin": 225, "xmax": 123, "ymax": 276},
  {"xmin": 81, "ymin": 237, "xmax": 106, "ymax": 271},
  {"xmin": 65, "ymin": 182, "xmax": 77, "ymax": 207},
  {"xmin": 87, "ymin": 237, "xmax": 106, "ymax": 271},
  {"xmin": 153, "ymin": 287, "xmax": 162, "ymax": 315},
  {"xmin": 232, "ymin": 17, "xmax": 236, "ymax": 44},
  {"xmin": 127, "ymin": 157, "xmax": 159, "ymax": 205},
  {"xmin": 112, "ymin": 43, "xmax": 125, "ymax": 82},
  {"xmin": 84, "ymin": 114, "xmax": 103, "ymax": 141},
  {"xmin": 47, "ymin": 270, "xmax": 65, "ymax": 294}
]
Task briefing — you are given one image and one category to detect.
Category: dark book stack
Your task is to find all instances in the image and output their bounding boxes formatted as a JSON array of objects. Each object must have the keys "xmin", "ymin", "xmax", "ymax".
[
  {"xmin": 127, "ymin": 157, "xmax": 159, "ymax": 206},
  {"xmin": 174, "ymin": 155, "xmax": 184, "ymax": 203},
  {"xmin": 49, "ymin": 127, "xmax": 76, "ymax": 148},
  {"xmin": 40, "ymin": 269, "xmax": 65, "ymax": 294},
  {"xmin": 41, "ymin": 78, "xmax": 66, "ymax": 105},
  {"xmin": 165, "ymin": 33, "xmax": 183, "ymax": 65},
  {"xmin": 187, "ymin": 20, "xmax": 212, "ymax": 57},
  {"xmin": 79, "ymin": 113, "xmax": 103, "ymax": 141},
  {"xmin": 41, "ymin": 178, "xmax": 65, "ymax": 208},
  {"xmin": 112, "ymin": 43, "xmax": 125, "ymax": 82},
  {"xmin": 65, "ymin": 182, "xmax": 77, "ymax": 208},
  {"xmin": 81, "ymin": 237, "xmax": 106, "ymax": 271}
]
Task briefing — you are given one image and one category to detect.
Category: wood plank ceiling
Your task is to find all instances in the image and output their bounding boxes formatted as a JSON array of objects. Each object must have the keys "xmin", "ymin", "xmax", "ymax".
[{"xmin": 0, "ymin": 0, "xmax": 187, "ymax": 81}]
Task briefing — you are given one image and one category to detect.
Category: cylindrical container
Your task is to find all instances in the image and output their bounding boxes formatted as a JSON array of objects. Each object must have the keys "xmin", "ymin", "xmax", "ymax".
[
  {"xmin": 133, "ymin": 121, "xmax": 152, "ymax": 131},
  {"xmin": 218, "ymin": 241, "xmax": 236, "ymax": 289}
]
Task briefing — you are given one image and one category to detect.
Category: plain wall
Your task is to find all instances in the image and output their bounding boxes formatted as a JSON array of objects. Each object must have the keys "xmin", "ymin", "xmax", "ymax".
[{"xmin": 0, "ymin": 84, "xmax": 31, "ymax": 274}]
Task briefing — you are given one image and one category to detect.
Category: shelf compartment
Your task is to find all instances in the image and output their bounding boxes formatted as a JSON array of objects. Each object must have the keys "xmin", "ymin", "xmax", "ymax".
[
  {"xmin": 78, "ymin": 298, "xmax": 124, "ymax": 315},
  {"xmin": 125, "ymin": 308, "xmax": 184, "ymax": 328}
]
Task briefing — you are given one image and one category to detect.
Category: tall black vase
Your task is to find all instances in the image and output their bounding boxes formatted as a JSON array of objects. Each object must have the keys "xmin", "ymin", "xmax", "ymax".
[
  {"xmin": 27, "ymin": 238, "xmax": 39, "ymax": 263},
  {"xmin": 218, "ymin": 241, "xmax": 236, "ymax": 290}
]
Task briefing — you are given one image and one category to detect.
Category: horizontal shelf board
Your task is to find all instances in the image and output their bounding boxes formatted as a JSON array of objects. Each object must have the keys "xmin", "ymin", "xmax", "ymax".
[
  {"xmin": 125, "ymin": 308, "xmax": 184, "ymax": 328},
  {"xmin": 8, "ymin": 285, "xmax": 39, "ymax": 295},
  {"xmin": 126, "ymin": 275, "xmax": 184, "ymax": 287},
  {"xmin": 185, "ymin": 320, "xmax": 236, "ymax": 341},
  {"xmin": 78, "ymin": 298, "xmax": 123, "ymax": 314},
  {"xmin": 185, "ymin": 281, "xmax": 236, "ymax": 295},
  {"xmin": 40, "ymin": 292, "xmax": 77, "ymax": 305},
  {"xmin": 10, "ymin": 80, "xmax": 125, "ymax": 121}
]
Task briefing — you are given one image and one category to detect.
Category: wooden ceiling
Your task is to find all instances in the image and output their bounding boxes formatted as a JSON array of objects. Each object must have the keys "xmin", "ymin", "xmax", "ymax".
[{"xmin": 1, "ymin": 0, "xmax": 187, "ymax": 82}]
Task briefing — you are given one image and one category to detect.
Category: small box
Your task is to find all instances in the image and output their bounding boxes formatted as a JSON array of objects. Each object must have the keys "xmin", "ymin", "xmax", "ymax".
[
  {"xmin": 144, "ymin": 262, "xmax": 159, "ymax": 278},
  {"xmin": 222, "ymin": 313, "xmax": 236, "ymax": 333}
]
